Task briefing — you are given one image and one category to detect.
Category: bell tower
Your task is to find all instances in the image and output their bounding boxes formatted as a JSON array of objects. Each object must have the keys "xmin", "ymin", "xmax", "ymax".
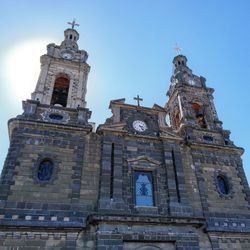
[
  {"xmin": 165, "ymin": 54, "xmax": 232, "ymax": 146},
  {"xmin": 0, "ymin": 22, "xmax": 100, "ymax": 237},
  {"xmin": 31, "ymin": 22, "xmax": 89, "ymax": 109}
]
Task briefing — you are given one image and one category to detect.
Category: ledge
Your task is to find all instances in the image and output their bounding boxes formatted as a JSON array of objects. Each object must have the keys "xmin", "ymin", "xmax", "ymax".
[
  {"xmin": 0, "ymin": 218, "xmax": 85, "ymax": 229},
  {"xmin": 89, "ymin": 213, "xmax": 205, "ymax": 227}
]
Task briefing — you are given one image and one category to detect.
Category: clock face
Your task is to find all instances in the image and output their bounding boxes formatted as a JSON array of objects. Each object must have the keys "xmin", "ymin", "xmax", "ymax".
[
  {"xmin": 61, "ymin": 51, "xmax": 74, "ymax": 60},
  {"xmin": 187, "ymin": 77, "xmax": 196, "ymax": 85},
  {"xmin": 132, "ymin": 120, "xmax": 148, "ymax": 132}
]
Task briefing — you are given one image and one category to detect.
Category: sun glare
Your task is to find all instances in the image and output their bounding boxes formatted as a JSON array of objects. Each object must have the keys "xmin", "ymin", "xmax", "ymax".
[{"xmin": 4, "ymin": 39, "xmax": 53, "ymax": 101}]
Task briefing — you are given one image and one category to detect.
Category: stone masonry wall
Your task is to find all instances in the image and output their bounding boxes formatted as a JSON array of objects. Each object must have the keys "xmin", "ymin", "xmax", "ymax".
[
  {"xmin": 192, "ymin": 147, "xmax": 249, "ymax": 215},
  {"xmin": 0, "ymin": 120, "xmax": 101, "ymax": 225}
]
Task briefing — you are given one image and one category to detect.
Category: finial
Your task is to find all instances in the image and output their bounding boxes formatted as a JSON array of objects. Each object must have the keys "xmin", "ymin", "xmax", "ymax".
[
  {"xmin": 174, "ymin": 43, "xmax": 182, "ymax": 55},
  {"xmin": 133, "ymin": 95, "xmax": 143, "ymax": 106},
  {"xmin": 67, "ymin": 19, "xmax": 80, "ymax": 29}
]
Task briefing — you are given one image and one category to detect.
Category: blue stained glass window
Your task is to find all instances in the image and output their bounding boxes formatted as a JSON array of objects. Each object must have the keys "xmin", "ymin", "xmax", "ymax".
[
  {"xmin": 38, "ymin": 159, "xmax": 54, "ymax": 182},
  {"xmin": 217, "ymin": 175, "xmax": 229, "ymax": 195},
  {"xmin": 135, "ymin": 171, "xmax": 154, "ymax": 206}
]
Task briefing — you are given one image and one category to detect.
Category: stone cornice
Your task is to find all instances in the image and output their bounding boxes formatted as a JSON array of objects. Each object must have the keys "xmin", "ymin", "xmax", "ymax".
[
  {"xmin": 189, "ymin": 142, "xmax": 244, "ymax": 155},
  {"xmin": 89, "ymin": 214, "xmax": 205, "ymax": 227},
  {"xmin": 8, "ymin": 118, "xmax": 92, "ymax": 138}
]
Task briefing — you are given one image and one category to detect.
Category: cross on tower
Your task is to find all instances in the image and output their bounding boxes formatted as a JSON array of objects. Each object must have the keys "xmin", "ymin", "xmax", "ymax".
[
  {"xmin": 67, "ymin": 19, "xmax": 80, "ymax": 29},
  {"xmin": 134, "ymin": 95, "xmax": 143, "ymax": 106},
  {"xmin": 174, "ymin": 43, "xmax": 182, "ymax": 55}
]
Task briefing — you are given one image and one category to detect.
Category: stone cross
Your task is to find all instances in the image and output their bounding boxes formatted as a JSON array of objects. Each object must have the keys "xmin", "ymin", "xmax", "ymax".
[
  {"xmin": 174, "ymin": 43, "xmax": 182, "ymax": 55},
  {"xmin": 67, "ymin": 19, "xmax": 80, "ymax": 29},
  {"xmin": 134, "ymin": 95, "xmax": 143, "ymax": 106}
]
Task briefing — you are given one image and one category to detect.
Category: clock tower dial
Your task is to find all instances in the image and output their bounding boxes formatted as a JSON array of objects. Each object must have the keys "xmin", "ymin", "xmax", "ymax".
[
  {"xmin": 132, "ymin": 120, "xmax": 148, "ymax": 132},
  {"xmin": 60, "ymin": 51, "xmax": 74, "ymax": 60}
]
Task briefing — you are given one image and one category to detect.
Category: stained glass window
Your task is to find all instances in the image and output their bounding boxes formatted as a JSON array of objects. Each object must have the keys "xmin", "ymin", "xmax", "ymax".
[
  {"xmin": 217, "ymin": 175, "xmax": 229, "ymax": 195},
  {"xmin": 135, "ymin": 171, "xmax": 154, "ymax": 206},
  {"xmin": 38, "ymin": 159, "xmax": 54, "ymax": 182}
]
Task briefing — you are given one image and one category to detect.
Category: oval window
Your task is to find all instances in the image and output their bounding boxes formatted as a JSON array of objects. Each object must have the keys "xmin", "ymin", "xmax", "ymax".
[
  {"xmin": 49, "ymin": 113, "xmax": 63, "ymax": 120},
  {"xmin": 37, "ymin": 159, "xmax": 54, "ymax": 182},
  {"xmin": 217, "ymin": 175, "xmax": 229, "ymax": 195}
]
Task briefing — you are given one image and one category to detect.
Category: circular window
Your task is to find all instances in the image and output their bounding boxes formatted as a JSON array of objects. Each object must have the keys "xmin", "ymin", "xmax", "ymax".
[
  {"xmin": 217, "ymin": 175, "xmax": 229, "ymax": 195},
  {"xmin": 49, "ymin": 113, "xmax": 63, "ymax": 120},
  {"xmin": 37, "ymin": 159, "xmax": 54, "ymax": 182}
]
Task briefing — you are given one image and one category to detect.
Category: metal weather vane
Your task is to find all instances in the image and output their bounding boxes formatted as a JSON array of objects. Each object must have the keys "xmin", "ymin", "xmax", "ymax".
[
  {"xmin": 67, "ymin": 19, "xmax": 80, "ymax": 29},
  {"xmin": 174, "ymin": 43, "xmax": 182, "ymax": 55}
]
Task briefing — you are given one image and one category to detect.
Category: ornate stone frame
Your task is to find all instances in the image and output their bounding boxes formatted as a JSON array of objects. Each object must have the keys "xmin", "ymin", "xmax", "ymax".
[
  {"xmin": 127, "ymin": 156, "xmax": 161, "ymax": 211},
  {"xmin": 41, "ymin": 108, "xmax": 70, "ymax": 124},
  {"xmin": 33, "ymin": 153, "xmax": 59, "ymax": 185},
  {"xmin": 214, "ymin": 170, "xmax": 234, "ymax": 199}
]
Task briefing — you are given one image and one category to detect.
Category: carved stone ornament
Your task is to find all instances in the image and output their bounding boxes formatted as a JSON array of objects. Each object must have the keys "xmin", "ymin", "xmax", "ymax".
[{"xmin": 41, "ymin": 108, "xmax": 70, "ymax": 124}]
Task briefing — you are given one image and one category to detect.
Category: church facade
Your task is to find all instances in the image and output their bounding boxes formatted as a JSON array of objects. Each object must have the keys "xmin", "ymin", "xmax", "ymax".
[{"xmin": 0, "ymin": 26, "xmax": 250, "ymax": 250}]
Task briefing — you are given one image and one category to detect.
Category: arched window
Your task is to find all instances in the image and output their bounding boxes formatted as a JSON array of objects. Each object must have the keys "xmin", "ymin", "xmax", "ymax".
[
  {"xmin": 217, "ymin": 175, "xmax": 229, "ymax": 195},
  {"xmin": 37, "ymin": 159, "xmax": 54, "ymax": 182},
  {"xmin": 192, "ymin": 102, "xmax": 207, "ymax": 129},
  {"xmin": 135, "ymin": 171, "xmax": 154, "ymax": 206},
  {"xmin": 51, "ymin": 75, "xmax": 70, "ymax": 107}
]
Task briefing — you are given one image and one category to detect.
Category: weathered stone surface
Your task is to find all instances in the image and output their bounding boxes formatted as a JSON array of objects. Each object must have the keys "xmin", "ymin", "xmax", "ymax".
[{"xmin": 0, "ymin": 30, "xmax": 249, "ymax": 249}]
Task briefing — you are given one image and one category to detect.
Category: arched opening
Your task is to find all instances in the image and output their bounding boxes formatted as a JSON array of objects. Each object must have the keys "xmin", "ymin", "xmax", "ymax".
[
  {"xmin": 51, "ymin": 75, "xmax": 70, "ymax": 107},
  {"xmin": 192, "ymin": 102, "xmax": 207, "ymax": 129},
  {"xmin": 217, "ymin": 175, "xmax": 229, "ymax": 195}
]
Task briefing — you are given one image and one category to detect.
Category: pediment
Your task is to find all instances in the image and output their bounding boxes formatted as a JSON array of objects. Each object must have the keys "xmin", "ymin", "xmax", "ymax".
[{"xmin": 127, "ymin": 156, "xmax": 161, "ymax": 165}]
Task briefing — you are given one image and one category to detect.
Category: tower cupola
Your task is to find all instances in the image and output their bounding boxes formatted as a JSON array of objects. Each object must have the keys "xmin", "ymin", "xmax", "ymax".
[
  {"xmin": 60, "ymin": 28, "xmax": 79, "ymax": 51},
  {"xmin": 172, "ymin": 55, "xmax": 189, "ymax": 74}
]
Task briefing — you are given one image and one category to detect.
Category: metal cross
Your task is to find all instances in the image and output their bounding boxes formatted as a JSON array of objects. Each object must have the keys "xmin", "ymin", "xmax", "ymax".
[
  {"xmin": 174, "ymin": 43, "xmax": 182, "ymax": 55},
  {"xmin": 134, "ymin": 95, "xmax": 143, "ymax": 106},
  {"xmin": 67, "ymin": 19, "xmax": 80, "ymax": 29}
]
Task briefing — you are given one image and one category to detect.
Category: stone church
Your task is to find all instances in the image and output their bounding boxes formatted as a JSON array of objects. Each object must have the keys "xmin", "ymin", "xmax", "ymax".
[{"xmin": 0, "ymin": 25, "xmax": 249, "ymax": 250}]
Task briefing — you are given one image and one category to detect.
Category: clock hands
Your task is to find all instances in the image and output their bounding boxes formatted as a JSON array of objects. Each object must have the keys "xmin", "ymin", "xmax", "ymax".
[
  {"xmin": 132, "ymin": 120, "xmax": 147, "ymax": 132},
  {"xmin": 139, "ymin": 124, "xmax": 144, "ymax": 129}
]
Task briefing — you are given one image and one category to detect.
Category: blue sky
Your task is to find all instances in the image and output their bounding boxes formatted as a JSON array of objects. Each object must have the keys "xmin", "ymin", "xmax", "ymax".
[{"xmin": 0, "ymin": 1, "xmax": 250, "ymax": 182}]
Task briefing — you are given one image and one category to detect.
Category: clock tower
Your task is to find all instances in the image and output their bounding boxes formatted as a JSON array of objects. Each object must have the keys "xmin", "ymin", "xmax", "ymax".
[
  {"xmin": 32, "ymin": 26, "xmax": 89, "ymax": 109},
  {"xmin": 0, "ymin": 24, "xmax": 101, "ymax": 249},
  {"xmin": 165, "ymin": 54, "xmax": 232, "ymax": 146}
]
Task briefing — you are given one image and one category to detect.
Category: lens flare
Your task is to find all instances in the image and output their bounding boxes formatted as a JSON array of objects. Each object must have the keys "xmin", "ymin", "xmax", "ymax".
[{"xmin": 4, "ymin": 39, "xmax": 53, "ymax": 101}]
